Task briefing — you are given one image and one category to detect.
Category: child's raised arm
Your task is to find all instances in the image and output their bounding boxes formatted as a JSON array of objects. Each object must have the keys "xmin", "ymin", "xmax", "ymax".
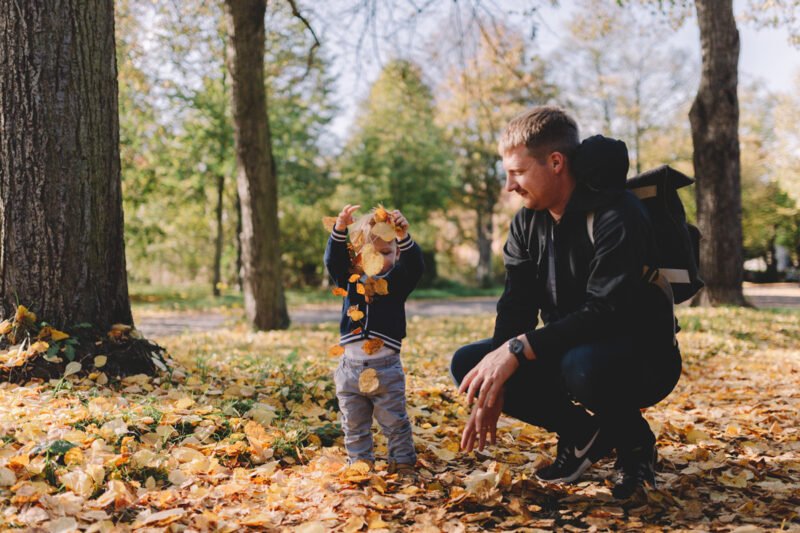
[
  {"xmin": 389, "ymin": 210, "xmax": 424, "ymax": 297},
  {"xmin": 324, "ymin": 205, "xmax": 360, "ymax": 288}
]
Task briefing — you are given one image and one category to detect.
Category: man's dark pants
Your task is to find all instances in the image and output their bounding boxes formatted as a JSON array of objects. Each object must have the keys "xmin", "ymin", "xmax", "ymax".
[{"xmin": 450, "ymin": 337, "xmax": 681, "ymax": 451}]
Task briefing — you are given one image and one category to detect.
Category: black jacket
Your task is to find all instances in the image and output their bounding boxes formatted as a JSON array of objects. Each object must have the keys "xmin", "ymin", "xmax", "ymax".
[
  {"xmin": 324, "ymin": 228, "xmax": 424, "ymax": 351},
  {"xmin": 492, "ymin": 137, "xmax": 676, "ymax": 361}
]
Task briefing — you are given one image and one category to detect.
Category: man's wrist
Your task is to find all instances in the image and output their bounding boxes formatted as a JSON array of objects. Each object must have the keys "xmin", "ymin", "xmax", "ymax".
[{"xmin": 516, "ymin": 334, "xmax": 535, "ymax": 360}]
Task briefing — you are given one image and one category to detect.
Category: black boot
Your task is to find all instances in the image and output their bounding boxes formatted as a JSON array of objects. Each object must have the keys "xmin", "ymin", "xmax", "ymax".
[{"xmin": 612, "ymin": 444, "xmax": 657, "ymax": 499}]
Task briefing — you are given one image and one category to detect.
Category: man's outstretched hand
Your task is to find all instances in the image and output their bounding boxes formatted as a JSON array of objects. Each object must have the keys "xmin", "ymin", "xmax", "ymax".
[
  {"xmin": 458, "ymin": 343, "xmax": 519, "ymax": 410},
  {"xmin": 461, "ymin": 395, "xmax": 504, "ymax": 452}
]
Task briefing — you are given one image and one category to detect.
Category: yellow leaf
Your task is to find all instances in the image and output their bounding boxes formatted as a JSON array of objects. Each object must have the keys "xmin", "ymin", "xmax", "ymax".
[
  {"xmin": 371, "ymin": 222, "xmax": 396, "ymax": 242},
  {"xmin": 356, "ymin": 283, "xmax": 366, "ymax": 295},
  {"xmin": 29, "ymin": 341, "xmax": 49, "ymax": 354},
  {"xmin": 374, "ymin": 206, "xmax": 389, "ymax": 222},
  {"xmin": 358, "ymin": 368, "xmax": 380, "ymax": 394},
  {"xmin": 369, "ymin": 278, "xmax": 389, "ymax": 296},
  {"xmin": 94, "ymin": 355, "xmax": 107, "ymax": 368},
  {"xmin": 49, "ymin": 328, "xmax": 69, "ymax": 341},
  {"xmin": 0, "ymin": 320, "xmax": 12, "ymax": 335},
  {"xmin": 331, "ymin": 287, "xmax": 348, "ymax": 297},
  {"xmin": 360, "ymin": 243, "xmax": 384, "ymax": 277},
  {"xmin": 348, "ymin": 274, "xmax": 360, "ymax": 283},
  {"xmin": 347, "ymin": 305, "xmax": 365, "ymax": 322},
  {"xmin": 64, "ymin": 447, "xmax": 84, "ymax": 466},
  {"xmin": 328, "ymin": 345, "xmax": 345, "ymax": 357},
  {"xmin": 362, "ymin": 338, "xmax": 385, "ymax": 355},
  {"xmin": 64, "ymin": 361, "xmax": 82, "ymax": 377}
]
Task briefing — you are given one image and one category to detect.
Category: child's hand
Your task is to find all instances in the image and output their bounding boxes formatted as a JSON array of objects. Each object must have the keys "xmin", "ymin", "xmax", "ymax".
[
  {"xmin": 335, "ymin": 204, "xmax": 360, "ymax": 231},
  {"xmin": 391, "ymin": 210, "xmax": 409, "ymax": 240}
]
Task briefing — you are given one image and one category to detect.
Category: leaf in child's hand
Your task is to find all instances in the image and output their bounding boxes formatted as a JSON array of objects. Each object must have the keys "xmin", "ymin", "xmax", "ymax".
[
  {"xmin": 371, "ymin": 222, "xmax": 396, "ymax": 242},
  {"xmin": 361, "ymin": 244, "xmax": 383, "ymax": 277},
  {"xmin": 322, "ymin": 217, "xmax": 337, "ymax": 232},
  {"xmin": 356, "ymin": 283, "xmax": 366, "ymax": 295},
  {"xmin": 358, "ymin": 368, "xmax": 380, "ymax": 393},
  {"xmin": 347, "ymin": 305, "xmax": 365, "ymax": 322},
  {"xmin": 328, "ymin": 345, "xmax": 344, "ymax": 357},
  {"xmin": 332, "ymin": 287, "xmax": 348, "ymax": 297},
  {"xmin": 348, "ymin": 274, "xmax": 360, "ymax": 283},
  {"xmin": 362, "ymin": 338, "xmax": 385, "ymax": 355}
]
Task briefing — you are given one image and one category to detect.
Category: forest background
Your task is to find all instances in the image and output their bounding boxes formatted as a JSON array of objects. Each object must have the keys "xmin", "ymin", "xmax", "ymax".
[{"xmin": 119, "ymin": 0, "xmax": 800, "ymax": 303}]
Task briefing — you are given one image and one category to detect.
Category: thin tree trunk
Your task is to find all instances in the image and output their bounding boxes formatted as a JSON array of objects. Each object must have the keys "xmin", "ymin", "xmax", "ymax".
[
  {"xmin": 224, "ymin": 0, "xmax": 289, "ymax": 329},
  {"xmin": 212, "ymin": 174, "xmax": 225, "ymax": 297},
  {"xmin": 0, "ymin": 0, "xmax": 132, "ymax": 329},
  {"xmin": 475, "ymin": 207, "xmax": 493, "ymax": 288},
  {"xmin": 235, "ymin": 194, "xmax": 243, "ymax": 291},
  {"xmin": 689, "ymin": 0, "xmax": 746, "ymax": 306}
]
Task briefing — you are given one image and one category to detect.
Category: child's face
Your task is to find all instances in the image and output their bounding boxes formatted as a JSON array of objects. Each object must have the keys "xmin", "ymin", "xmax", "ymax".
[{"xmin": 373, "ymin": 238, "xmax": 399, "ymax": 275}]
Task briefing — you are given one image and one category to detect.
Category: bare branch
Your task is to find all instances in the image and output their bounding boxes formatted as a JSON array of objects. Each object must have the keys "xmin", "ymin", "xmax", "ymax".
[{"xmin": 285, "ymin": 0, "xmax": 322, "ymax": 77}]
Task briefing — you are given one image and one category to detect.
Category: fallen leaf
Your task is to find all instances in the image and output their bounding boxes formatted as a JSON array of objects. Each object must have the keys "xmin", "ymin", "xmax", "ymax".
[{"xmin": 64, "ymin": 362, "xmax": 81, "ymax": 377}]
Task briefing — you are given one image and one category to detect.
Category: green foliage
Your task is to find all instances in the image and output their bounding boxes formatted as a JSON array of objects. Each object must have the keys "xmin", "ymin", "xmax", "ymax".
[{"xmin": 339, "ymin": 59, "xmax": 454, "ymax": 243}]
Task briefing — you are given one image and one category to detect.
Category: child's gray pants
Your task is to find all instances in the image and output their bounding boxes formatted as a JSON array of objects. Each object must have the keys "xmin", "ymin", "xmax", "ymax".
[{"xmin": 334, "ymin": 353, "xmax": 416, "ymax": 465}]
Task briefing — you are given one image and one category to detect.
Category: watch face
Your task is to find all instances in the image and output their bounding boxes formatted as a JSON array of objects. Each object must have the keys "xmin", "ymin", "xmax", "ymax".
[{"xmin": 509, "ymin": 339, "xmax": 524, "ymax": 355}]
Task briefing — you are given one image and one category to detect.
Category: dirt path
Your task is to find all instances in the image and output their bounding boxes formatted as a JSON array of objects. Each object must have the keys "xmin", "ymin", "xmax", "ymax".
[{"xmin": 135, "ymin": 283, "xmax": 800, "ymax": 338}]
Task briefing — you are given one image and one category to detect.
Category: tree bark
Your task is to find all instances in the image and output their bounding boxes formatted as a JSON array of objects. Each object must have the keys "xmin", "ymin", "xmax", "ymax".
[
  {"xmin": 689, "ymin": 0, "xmax": 746, "ymax": 306},
  {"xmin": 0, "ymin": 0, "xmax": 133, "ymax": 329},
  {"xmin": 224, "ymin": 0, "xmax": 289, "ymax": 329},
  {"xmin": 475, "ymin": 206, "xmax": 493, "ymax": 288},
  {"xmin": 212, "ymin": 174, "xmax": 225, "ymax": 297}
]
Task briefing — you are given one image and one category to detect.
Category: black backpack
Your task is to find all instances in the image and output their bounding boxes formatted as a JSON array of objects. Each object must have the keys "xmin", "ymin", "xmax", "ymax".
[{"xmin": 576, "ymin": 136, "xmax": 704, "ymax": 304}]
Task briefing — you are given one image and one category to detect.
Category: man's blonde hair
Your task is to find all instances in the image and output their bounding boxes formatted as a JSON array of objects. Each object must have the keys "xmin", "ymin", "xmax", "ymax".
[{"xmin": 498, "ymin": 106, "xmax": 580, "ymax": 161}]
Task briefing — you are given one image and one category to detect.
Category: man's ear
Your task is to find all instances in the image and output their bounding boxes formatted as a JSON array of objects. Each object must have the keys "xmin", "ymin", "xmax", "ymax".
[{"xmin": 550, "ymin": 151, "xmax": 566, "ymax": 173}]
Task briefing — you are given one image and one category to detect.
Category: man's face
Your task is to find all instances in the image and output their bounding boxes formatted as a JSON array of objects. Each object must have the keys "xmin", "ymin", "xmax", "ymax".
[
  {"xmin": 373, "ymin": 238, "xmax": 399, "ymax": 275},
  {"xmin": 502, "ymin": 144, "xmax": 564, "ymax": 211}
]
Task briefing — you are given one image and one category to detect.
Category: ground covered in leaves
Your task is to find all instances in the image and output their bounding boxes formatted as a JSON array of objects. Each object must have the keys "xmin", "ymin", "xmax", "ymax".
[{"xmin": 0, "ymin": 307, "xmax": 798, "ymax": 531}]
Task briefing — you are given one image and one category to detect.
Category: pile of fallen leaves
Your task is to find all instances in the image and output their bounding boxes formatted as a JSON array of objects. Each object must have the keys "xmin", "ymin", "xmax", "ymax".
[
  {"xmin": 0, "ymin": 305, "xmax": 168, "ymax": 383},
  {"xmin": 0, "ymin": 307, "xmax": 798, "ymax": 530}
]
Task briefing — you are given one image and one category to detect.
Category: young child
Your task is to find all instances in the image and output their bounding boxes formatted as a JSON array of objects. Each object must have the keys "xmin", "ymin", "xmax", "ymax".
[{"xmin": 324, "ymin": 204, "xmax": 424, "ymax": 475}]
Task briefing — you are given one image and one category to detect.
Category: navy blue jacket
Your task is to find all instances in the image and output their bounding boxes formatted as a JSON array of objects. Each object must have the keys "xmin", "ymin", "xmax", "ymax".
[{"xmin": 324, "ymin": 228, "xmax": 425, "ymax": 351}]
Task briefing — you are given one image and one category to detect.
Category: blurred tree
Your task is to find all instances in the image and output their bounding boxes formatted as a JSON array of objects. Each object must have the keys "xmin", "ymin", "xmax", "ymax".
[
  {"xmin": 436, "ymin": 22, "xmax": 555, "ymax": 287},
  {"xmin": 555, "ymin": 0, "xmax": 696, "ymax": 175},
  {"xmin": 339, "ymin": 59, "xmax": 454, "ymax": 282}
]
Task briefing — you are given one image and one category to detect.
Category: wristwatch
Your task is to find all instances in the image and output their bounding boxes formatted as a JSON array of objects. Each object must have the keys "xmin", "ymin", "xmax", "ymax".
[{"xmin": 507, "ymin": 338, "xmax": 528, "ymax": 366}]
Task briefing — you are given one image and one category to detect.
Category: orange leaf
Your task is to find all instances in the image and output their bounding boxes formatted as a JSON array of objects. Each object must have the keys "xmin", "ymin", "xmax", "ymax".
[
  {"xmin": 348, "ymin": 274, "xmax": 360, "ymax": 283},
  {"xmin": 362, "ymin": 338, "xmax": 385, "ymax": 355},
  {"xmin": 328, "ymin": 345, "xmax": 345, "ymax": 357},
  {"xmin": 322, "ymin": 216, "xmax": 338, "ymax": 232},
  {"xmin": 351, "ymin": 327, "xmax": 363, "ymax": 335},
  {"xmin": 332, "ymin": 287, "xmax": 348, "ymax": 297},
  {"xmin": 374, "ymin": 206, "xmax": 389, "ymax": 223},
  {"xmin": 371, "ymin": 278, "xmax": 389, "ymax": 296},
  {"xmin": 356, "ymin": 283, "xmax": 365, "ymax": 295}
]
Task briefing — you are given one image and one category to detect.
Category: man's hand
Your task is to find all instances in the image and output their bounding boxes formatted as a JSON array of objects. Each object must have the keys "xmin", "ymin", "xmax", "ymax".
[
  {"xmin": 461, "ymin": 394, "xmax": 504, "ymax": 452},
  {"xmin": 335, "ymin": 204, "xmax": 360, "ymax": 232},
  {"xmin": 390, "ymin": 209, "xmax": 409, "ymax": 240},
  {"xmin": 458, "ymin": 344, "xmax": 519, "ymax": 410}
]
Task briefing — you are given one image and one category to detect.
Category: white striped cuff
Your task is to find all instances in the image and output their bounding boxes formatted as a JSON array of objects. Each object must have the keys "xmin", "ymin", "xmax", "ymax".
[
  {"xmin": 331, "ymin": 227, "xmax": 347, "ymax": 242},
  {"xmin": 397, "ymin": 234, "xmax": 413, "ymax": 251}
]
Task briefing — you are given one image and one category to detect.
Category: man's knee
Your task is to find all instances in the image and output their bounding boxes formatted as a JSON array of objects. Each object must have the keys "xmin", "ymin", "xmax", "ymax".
[
  {"xmin": 560, "ymin": 346, "xmax": 599, "ymax": 402},
  {"xmin": 450, "ymin": 339, "xmax": 493, "ymax": 386}
]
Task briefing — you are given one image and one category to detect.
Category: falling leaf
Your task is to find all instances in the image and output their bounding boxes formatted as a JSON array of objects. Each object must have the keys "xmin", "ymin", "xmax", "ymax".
[
  {"xmin": 64, "ymin": 361, "xmax": 81, "ymax": 377},
  {"xmin": 328, "ymin": 345, "xmax": 345, "ymax": 357},
  {"xmin": 356, "ymin": 283, "xmax": 366, "ymax": 295},
  {"xmin": 350, "ymin": 327, "xmax": 363, "ymax": 335},
  {"xmin": 348, "ymin": 274, "xmax": 360, "ymax": 283},
  {"xmin": 358, "ymin": 368, "xmax": 380, "ymax": 394},
  {"xmin": 360, "ymin": 243, "xmax": 384, "ymax": 277},
  {"xmin": 322, "ymin": 217, "xmax": 338, "ymax": 232},
  {"xmin": 347, "ymin": 305, "xmax": 365, "ymax": 322},
  {"xmin": 371, "ymin": 222, "xmax": 396, "ymax": 242},
  {"xmin": 362, "ymin": 338, "xmax": 385, "ymax": 355},
  {"xmin": 331, "ymin": 287, "xmax": 348, "ymax": 297},
  {"xmin": 366, "ymin": 277, "xmax": 389, "ymax": 296}
]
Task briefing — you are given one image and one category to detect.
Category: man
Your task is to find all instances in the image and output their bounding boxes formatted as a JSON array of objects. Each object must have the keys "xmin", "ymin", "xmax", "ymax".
[{"xmin": 451, "ymin": 106, "xmax": 681, "ymax": 499}]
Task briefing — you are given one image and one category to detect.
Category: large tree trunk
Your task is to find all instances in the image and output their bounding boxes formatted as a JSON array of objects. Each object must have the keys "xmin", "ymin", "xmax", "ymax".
[
  {"xmin": 224, "ymin": 0, "xmax": 289, "ymax": 330},
  {"xmin": 689, "ymin": 0, "xmax": 746, "ymax": 306},
  {"xmin": 0, "ymin": 0, "xmax": 133, "ymax": 329}
]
